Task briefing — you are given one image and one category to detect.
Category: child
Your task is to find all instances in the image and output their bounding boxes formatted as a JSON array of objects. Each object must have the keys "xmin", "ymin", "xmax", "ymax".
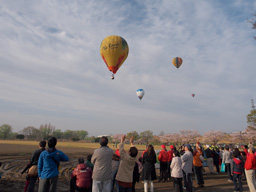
[
  {"xmin": 231, "ymin": 151, "xmax": 243, "ymax": 192},
  {"xmin": 170, "ymin": 150, "xmax": 183, "ymax": 192},
  {"xmin": 70, "ymin": 157, "xmax": 92, "ymax": 192},
  {"xmin": 85, "ymin": 154, "xmax": 94, "ymax": 171}
]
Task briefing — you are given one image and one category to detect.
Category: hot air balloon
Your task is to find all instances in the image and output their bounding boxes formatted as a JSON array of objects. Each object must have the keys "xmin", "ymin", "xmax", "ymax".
[
  {"xmin": 172, "ymin": 57, "xmax": 183, "ymax": 69},
  {"xmin": 191, "ymin": 93, "xmax": 195, "ymax": 97},
  {"xmin": 100, "ymin": 35, "xmax": 129, "ymax": 79},
  {"xmin": 136, "ymin": 89, "xmax": 145, "ymax": 100}
]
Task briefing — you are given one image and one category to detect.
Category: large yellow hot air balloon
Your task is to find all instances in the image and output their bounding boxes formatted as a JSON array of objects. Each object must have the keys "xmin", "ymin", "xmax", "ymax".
[
  {"xmin": 172, "ymin": 57, "xmax": 183, "ymax": 69},
  {"xmin": 100, "ymin": 35, "xmax": 129, "ymax": 79}
]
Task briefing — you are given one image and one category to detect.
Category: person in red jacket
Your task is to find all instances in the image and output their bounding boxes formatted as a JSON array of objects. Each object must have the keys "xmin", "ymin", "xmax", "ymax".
[
  {"xmin": 244, "ymin": 147, "xmax": 256, "ymax": 192},
  {"xmin": 70, "ymin": 158, "xmax": 92, "ymax": 192},
  {"xmin": 158, "ymin": 145, "xmax": 169, "ymax": 182},
  {"xmin": 167, "ymin": 145, "xmax": 175, "ymax": 182}
]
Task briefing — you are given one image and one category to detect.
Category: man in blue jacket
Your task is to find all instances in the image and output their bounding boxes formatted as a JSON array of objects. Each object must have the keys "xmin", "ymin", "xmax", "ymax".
[{"xmin": 38, "ymin": 137, "xmax": 69, "ymax": 192}]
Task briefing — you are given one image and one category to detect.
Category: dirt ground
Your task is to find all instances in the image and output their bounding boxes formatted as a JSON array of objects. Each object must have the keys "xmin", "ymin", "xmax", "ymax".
[{"xmin": 0, "ymin": 143, "xmax": 251, "ymax": 192}]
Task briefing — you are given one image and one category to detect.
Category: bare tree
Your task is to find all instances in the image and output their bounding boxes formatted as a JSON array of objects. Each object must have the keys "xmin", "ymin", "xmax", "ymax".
[
  {"xmin": 202, "ymin": 131, "xmax": 225, "ymax": 145},
  {"xmin": 179, "ymin": 130, "xmax": 200, "ymax": 144}
]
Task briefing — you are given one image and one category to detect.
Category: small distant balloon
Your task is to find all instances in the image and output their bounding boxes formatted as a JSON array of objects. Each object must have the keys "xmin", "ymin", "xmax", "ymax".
[
  {"xmin": 100, "ymin": 35, "xmax": 129, "ymax": 79},
  {"xmin": 191, "ymin": 93, "xmax": 195, "ymax": 97},
  {"xmin": 172, "ymin": 57, "xmax": 183, "ymax": 69},
  {"xmin": 136, "ymin": 89, "xmax": 145, "ymax": 100}
]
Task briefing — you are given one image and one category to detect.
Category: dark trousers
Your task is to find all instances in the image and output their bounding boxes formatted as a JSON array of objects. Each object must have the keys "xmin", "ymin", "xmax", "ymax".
[
  {"xmin": 225, "ymin": 163, "xmax": 233, "ymax": 180},
  {"xmin": 70, "ymin": 178, "xmax": 91, "ymax": 192},
  {"xmin": 173, "ymin": 177, "xmax": 183, "ymax": 192},
  {"xmin": 215, "ymin": 164, "xmax": 220, "ymax": 173},
  {"xmin": 28, "ymin": 176, "xmax": 37, "ymax": 192},
  {"xmin": 233, "ymin": 174, "xmax": 243, "ymax": 192},
  {"xmin": 183, "ymin": 171, "xmax": 192, "ymax": 192},
  {"xmin": 194, "ymin": 166, "xmax": 204, "ymax": 185},
  {"xmin": 119, "ymin": 185, "xmax": 132, "ymax": 192},
  {"xmin": 167, "ymin": 161, "xmax": 172, "ymax": 179},
  {"xmin": 159, "ymin": 161, "xmax": 168, "ymax": 181},
  {"xmin": 38, "ymin": 176, "xmax": 58, "ymax": 192}
]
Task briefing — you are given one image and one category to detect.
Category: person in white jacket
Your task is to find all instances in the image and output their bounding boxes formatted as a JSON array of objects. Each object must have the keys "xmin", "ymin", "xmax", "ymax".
[{"xmin": 171, "ymin": 150, "xmax": 183, "ymax": 192}]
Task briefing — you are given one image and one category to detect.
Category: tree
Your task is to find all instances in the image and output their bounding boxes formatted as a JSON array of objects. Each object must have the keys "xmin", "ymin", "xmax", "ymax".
[
  {"xmin": 230, "ymin": 131, "xmax": 246, "ymax": 144},
  {"xmin": 158, "ymin": 131, "xmax": 165, "ymax": 136},
  {"xmin": 126, "ymin": 131, "xmax": 139, "ymax": 141},
  {"xmin": 22, "ymin": 126, "xmax": 40, "ymax": 140},
  {"xmin": 75, "ymin": 130, "xmax": 88, "ymax": 140},
  {"xmin": 139, "ymin": 130, "xmax": 153, "ymax": 144},
  {"xmin": 247, "ymin": 109, "xmax": 256, "ymax": 129},
  {"xmin": 52, "ymin": 129, "xmax": 63, "ymax": 139},
  {"xmin": 0, "ymin": 124, "xmax": 12, "ymax": 140},
  {"xmin": 39, "ymin": 123, "xmax": 55, "ymax": 139},
  {"xmin": 179, "ymin": 130, "xmax": 200, "ymax": 144},
  {"xmin": 16, "ymin": 134, "xmax": 25, "ymax": 140},
  {"xmin": 248, "ymin": 12, "xmax": 256, "ymax": 40},
  {"xmin": 244, "ymin": 126, "xmax": 256, "ymax": 143},
  {"xmin": 202, "ymin": 131, "xmax": 225, "ymax": 145},
  {"xmin": 112, "ymin": 134, "xmax": 124, "ymax": 143}
]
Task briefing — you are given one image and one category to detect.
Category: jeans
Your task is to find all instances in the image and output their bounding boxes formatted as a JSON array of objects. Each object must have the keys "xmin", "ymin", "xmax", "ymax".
[
  {"xmin": 183, "ymin": 171, "xmax": 192, "ymax": 192},
  {"xmin": 92, "ymin": 180, "xmax": 111, "ymax": 192},
  {"xmin": 118, "ymin": 185, "xmax": 132, "ymax": 192},
  {"xmin": 194, "ymin": 166, "xmax": 204, "ymax": 185},
  {"xmin": 111, "ymin": 169, "xmax": 119, "ymax": 192},
  {"xmin": 225, "ymin": 163, "xmax": 233, "ymax": 180},
  {"xmin": 233, "ymin": 173, "xmax": 243, "ymax": 192},
  {"xmin": 173, "ymin": 177, "xmax": 183, "ymax": 192}
]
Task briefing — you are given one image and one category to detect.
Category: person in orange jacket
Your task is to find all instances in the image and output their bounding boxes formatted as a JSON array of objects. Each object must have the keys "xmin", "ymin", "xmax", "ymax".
[{"xmin": 158, "ymin": 145, "xmax": 169, "ymax": 182}]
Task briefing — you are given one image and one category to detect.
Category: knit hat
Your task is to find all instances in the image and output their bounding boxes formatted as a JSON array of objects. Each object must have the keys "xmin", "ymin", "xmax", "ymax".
[
  {"xmin": 170, "ymin": 145, "xmax": 174, "ymax": 149},
  {"xmin": 161, "ymin": 145, "xmax": 166, "ymax": 149}
]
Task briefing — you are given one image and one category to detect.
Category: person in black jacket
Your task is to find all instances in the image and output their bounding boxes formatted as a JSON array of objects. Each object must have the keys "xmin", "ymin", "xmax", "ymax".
[
  {"xmin": 28, "ymin": 140, "xmax": 46, "ymax": 192},
  {"xmin": 204, "ymin": 145, "xmax": 214, "ymax": 174},
  {"xmin": 142, "ymin": 144, "xmax": 157, "ymax": 192}
]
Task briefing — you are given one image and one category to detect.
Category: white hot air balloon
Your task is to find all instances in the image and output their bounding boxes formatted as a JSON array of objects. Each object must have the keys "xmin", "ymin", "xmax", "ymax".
[{"xmin": 136, "ymin": 89, "xmax": 145, "ymax": 100}]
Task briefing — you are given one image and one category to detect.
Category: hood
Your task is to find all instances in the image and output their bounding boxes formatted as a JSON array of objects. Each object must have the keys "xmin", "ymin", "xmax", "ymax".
[
  {"xmin": 45, "ymin": 148, "xmax": 58, "ymax": 158},
  {"xmin": 77, "ymin": 163, "xmax": 86, "ymax": 170},
  {"xmin": 233, "ymin": 158, "xmax": 241, "ymax": 165}
]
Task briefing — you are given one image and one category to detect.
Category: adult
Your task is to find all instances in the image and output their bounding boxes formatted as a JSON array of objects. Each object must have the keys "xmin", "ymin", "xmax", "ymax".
[
  {"xmin": 167, "ymin": 145, "xmax": 174, "ymax": 181},
  {"xmin": 111, "ymin": 154, "xmax": 120, "ymax": 192},
  {"xmin": 204, "ymin": 145, "xmax": 214, "ymax": 174},
  {"xmin": 38, "ymin": 137, "xmax": 69, "ymax": 192},
  {"xmin": 158, "ymin": 145, "xmax": 169, "ymax": 182},
  {"xmin": 171, "ymin": 150, "xmax": 183, "ymax": 192},
  {"xmin": 70, "ymin": 158, "xmax": 92, "ymax": 192},
  {"xmin": 181, "ymin": 144, "xmax": 193, "ymax": 192},
  {"xmin": 28, "ymin": 140, "xmax": 46, "ymax": 192},
  {"xmin": 115, "ymin": 135, "xmax": 138, "ymax": 192},
  {"xmin": 222, "ymin": 146, "xmax": 233, "ymax": 182},
  {"xmin": 193, "ymin": 144, "xmax": 204, "ymax": 188},
  {"xmin": 244, "ymin": 146, "xmax": 256, "ymax": 192},
  {"xmin": 142, "ymin": 144, "xmax": 157, "ymax": 192},
  {"xmin": 212, "ymin": 148, "xmax": 220, "ymax": 174},
  {"xmin": 91, "ymin": 136, "xmax": 113, "ymax": 192}
]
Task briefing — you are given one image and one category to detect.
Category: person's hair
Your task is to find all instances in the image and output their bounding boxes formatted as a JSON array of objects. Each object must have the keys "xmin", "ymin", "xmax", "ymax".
[
  {"xmin": 48, "ymin": 137, "xmax": 57, "ymax": 148},
  {"xmin": 234, "ymin": 148, "xmax": 240, "ymax": 156},
  {"xmin": 233, "ymin": 151, "xmax": 238, "ymax": 158},
  {"xmin": 129, "ymin": 147, "xmax": 138, "ymax": 158},
  {"xmin": 99, "ymin": 136, "xmax": 108, "ymax": 146},
  {"xmin": 225, "ymin": 146, "xmax": 229, "ymax": 151},
  {"xmin": 138, "ymin": 157, "xmax": 143, "ymax": 163},
  {"xmin": 221, "ymin": 147, "xmax": 224, "ymax": 150},
  {"xmin": 147, "ymin": 144, "xmax": 154, "ymax": 155},
  {"xmin": 78, "ymin": 157, "xmax": 84, "ymax": 164},
  {"xmin": 87, "ymin": 154, "xmax": 92, "ymax": 161},
  {"xmin": 174, "ymin": 150, "xmax": 180, "ymax": 157},
  {"xmin": 0, "ymin": 162, "xmax": 2, "ymax": 167},
  {"xmin": 39, "ymin": 140, "xmax": 46, "ymax": 148},
  {"xmin": 244, "ymin": 145, "xmax": 248, "ymax": 149}
]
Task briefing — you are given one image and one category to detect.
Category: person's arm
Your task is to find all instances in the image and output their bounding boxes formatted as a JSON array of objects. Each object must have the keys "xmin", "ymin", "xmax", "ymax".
[
  {"xmin": 37, "ymin": 153, "xmax": 43, "ymax": 178},
  {"xmin": 119, "ymin": 135, "xmax": 126, "ymax": 158},
  {"xmin": 181, "ymin": 152, "xmax": 188, "ymax": 162},
  {"xmin": 130, "ymin": 136, "xmax": 134, "ymax": 147},
  {"xmin": 60, "ymin": 151, "xmax": 69, "ymax": 162}
]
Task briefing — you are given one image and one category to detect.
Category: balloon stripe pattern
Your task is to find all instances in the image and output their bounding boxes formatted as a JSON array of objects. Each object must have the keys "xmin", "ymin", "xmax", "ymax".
[
  {"xmin": 100, "ymin": 35, "xmax": 129, "ymax": 74},
  {"xmin": 172, "ymin": 57, "xmax": 183, "ymax": 68}
]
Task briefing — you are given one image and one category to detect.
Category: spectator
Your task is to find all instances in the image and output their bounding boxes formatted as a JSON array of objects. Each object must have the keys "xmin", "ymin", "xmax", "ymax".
[
  {"xmin": 142, "ymin": 144, "xmax": 157, "ymax": 192},
  {"xmin": 85, "ymin": 155, "xmax": 94, "ymax": 171},
  {"xmin": 70, "ymin": 157, "xmax": 92, "ymax": 192},
  {"xmin": 132, "ymin": 161, "xmax": 140, "ymax": 192},
  {"xmin": 244, "ymin": 146, "xmax": 256, "ymax": 192},
  {"xmin": 181, "ymin": 144, "xmax": 193, "ymax": 192},
  {"xmin": 231, "ymin": 151, "xmax": 243, "ymax": 192},
  {"xmin": 212, "ymin": 148, "xmax": 220, "ymax": 174},
  {"xmin": 115, "ymin": 135, "xmax": 138, "ymax": 192},
  {"xmin": 193, "ymin": 144, "xmax": 204, "ymax": 188},
  {"xmin": 91, "ymin": 136, "xmax": 113, "ymax": 192},
  {"xmin": 167, "ymin": 145, "xmax": 174, "ymax": 181},
  {"xmin": 28, "ymin": 140, "xmax": 46, "ymax": 192},
  {"xmin": 205, "ymin": 145, "xmax": 214, "ymax": 174},
  {"xmin": 38, "ymin": 137, "xmax": 69, "ymax": 192},
  {"xmin": 222, "ymin": 146, "xmax": 232, "ymax": 182},
  {"xmin": 158, "ymin": 145, "xmax": 169, "ymax": 182},
  {"xmin": 111, "ymin": 154, "xmax": 120, "ymax": 192},
  {"xmin": 171, "ymin": 150, "xmax": 183, "ymax": 192}
]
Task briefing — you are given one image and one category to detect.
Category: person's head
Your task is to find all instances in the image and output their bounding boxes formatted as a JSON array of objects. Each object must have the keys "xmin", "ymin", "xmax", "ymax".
[
  {"xmin": 233, "ymin": 151, "xmax": 238, "ymax": 158},
  {"xmin": 129, "ymin": 147, "xmax": 138, "ymax": 158},
  {"xmin": 78, "ymin": 157, "xmax": 84, "ymax": 164},
  {"xmin": 249, "ymin": 146, "xmax": 255, "ymax": 154},
  {"xmin": 99, "ymin": 136, "xmax": 108, "ymax": 147},
  {"xmin": 147, "ymin": 144, "xmax": 154, "ymax": 155},
  {"xmin": 48, "ymin": 137, "xmax": 57, "ymax": 148},
  {"xmin": 221, "ymin": 147, "xmax": 224, "ymax": 151},
  {"xmin": 173, "ymin": 150, "xmax": 180, "ymax": 157},
  {"xmin": 161, "ymin": 145, "xmax": 166, "ymax": 150},
  {"xmin": 225, "ymin": 146, "xmax": 229, "ymax": 151},
  {"xmin": 39, "ymin": 140, "xmax": 46, "ymax": 148},
  {"xmin": 87, "ymin": 154, "xmax": 92, "ymax": 162},
  {"xmin": 170, "ymin": 145, "xmax": 175, "ymax": 150},
  {"xmin": 244, "ymin": 145, "xmax": 248, "ymax": 149},
  {"xmin": 185, "ymin": 144, "xmax": 191, "ymax": 152},
  {"xmin": 234, "ymin": 148, "xmax": 240, "ymax": 155}
]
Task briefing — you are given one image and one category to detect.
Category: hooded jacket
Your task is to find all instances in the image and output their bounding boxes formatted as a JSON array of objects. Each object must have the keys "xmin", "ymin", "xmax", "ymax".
[
  {"xmin": 71, "ymin": 164, "xmax": 92, "ymax": 188},
  {"xmin": 231, "ymin": 158, "xmax": 242, "ymax": 174},
  {"xmin": 245, "ymin": 153, "xmax": 256, "ymax": 170},
  {"xmin": 38, "ymin": 148, "xmax": 69, "ymax": 179},
  {"xmin": 158, "ymin": 149, "xmax": 169, "ymax": 162}
]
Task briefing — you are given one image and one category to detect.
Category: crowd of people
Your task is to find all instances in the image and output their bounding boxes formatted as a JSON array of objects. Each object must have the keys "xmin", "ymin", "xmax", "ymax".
[{"xmin": 4, "ymin": 136, "xmax": 255, "ymax": 192}]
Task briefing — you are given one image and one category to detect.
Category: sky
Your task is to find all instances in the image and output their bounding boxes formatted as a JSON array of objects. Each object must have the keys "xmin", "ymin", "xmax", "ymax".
[{"xmin": 0, "ymin": 0, "xmax": 256, "ymax": 137}]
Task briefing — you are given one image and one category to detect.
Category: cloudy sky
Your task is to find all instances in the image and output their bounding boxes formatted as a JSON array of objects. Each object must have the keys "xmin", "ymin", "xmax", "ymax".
[{"xmin": 0, "ymin": 0, "xmax": 256, "ymax": 136}]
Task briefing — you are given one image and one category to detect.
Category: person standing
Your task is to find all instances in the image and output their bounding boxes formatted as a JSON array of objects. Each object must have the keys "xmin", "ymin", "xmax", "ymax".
[
  {"xmin": 158, "ymin": 145, "xmax": 169, "ymax": 182},
  {"xmin": 27, "ymin": 140, "xmax": 46, "ymax": 192},
  {"xmin": 167, "ymin": 145, "xmax": 174, "ymax": 182},
  {"xmin": 38, "ymin": 137, "xmax": 69, "ymax": 192},
  {"xmin": 171, "ymin": 150, "xmax": 183, "ymax": 192},
  {"xmin": 205, "ymin": 145, "xmax": 214, "ymax": 174},
  {"xmin": 115, "ymin": 135, "xmax": 138, "ymax": 192},
  {"xmin": 231, "ymin": 151, "xmax": 243, "ymax": 192},
  {"xmin": 142, "ymin": 144, "xmax": 157, "ymax": 192},
  {"xmin": 181, "ymin": 144, "xmax": 193, "ymax": 192},
  {"xmin": 244, "ymin": 146, "xmax": 256, "ymax": 192},
  {"xmin": 91, "ymin": 136, "xmax": 113, "ymax": 192},
  {"xmin": 193, "ymin": 145, "xmax": 204, "ymax": 188},
  {"xmin": 222, "ymin": 146, "xmax": 233, "ymax": 182}
]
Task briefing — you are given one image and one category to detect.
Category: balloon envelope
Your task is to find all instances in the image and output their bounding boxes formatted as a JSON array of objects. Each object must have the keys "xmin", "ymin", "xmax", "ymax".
[
  {"xmin": 136, "ymin": 89, "xmax": 145, "ymax": 100},
  {"xmin": 192, "ymin": 93, "xmax": 195, "ymax": 97},
  {"xmin": 172, "ymin": 57, "xmax": 183, "ymax": 68},
  {"xmin": 100, "ymin": 35, "xmax": 129, "ymax": 74}
]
